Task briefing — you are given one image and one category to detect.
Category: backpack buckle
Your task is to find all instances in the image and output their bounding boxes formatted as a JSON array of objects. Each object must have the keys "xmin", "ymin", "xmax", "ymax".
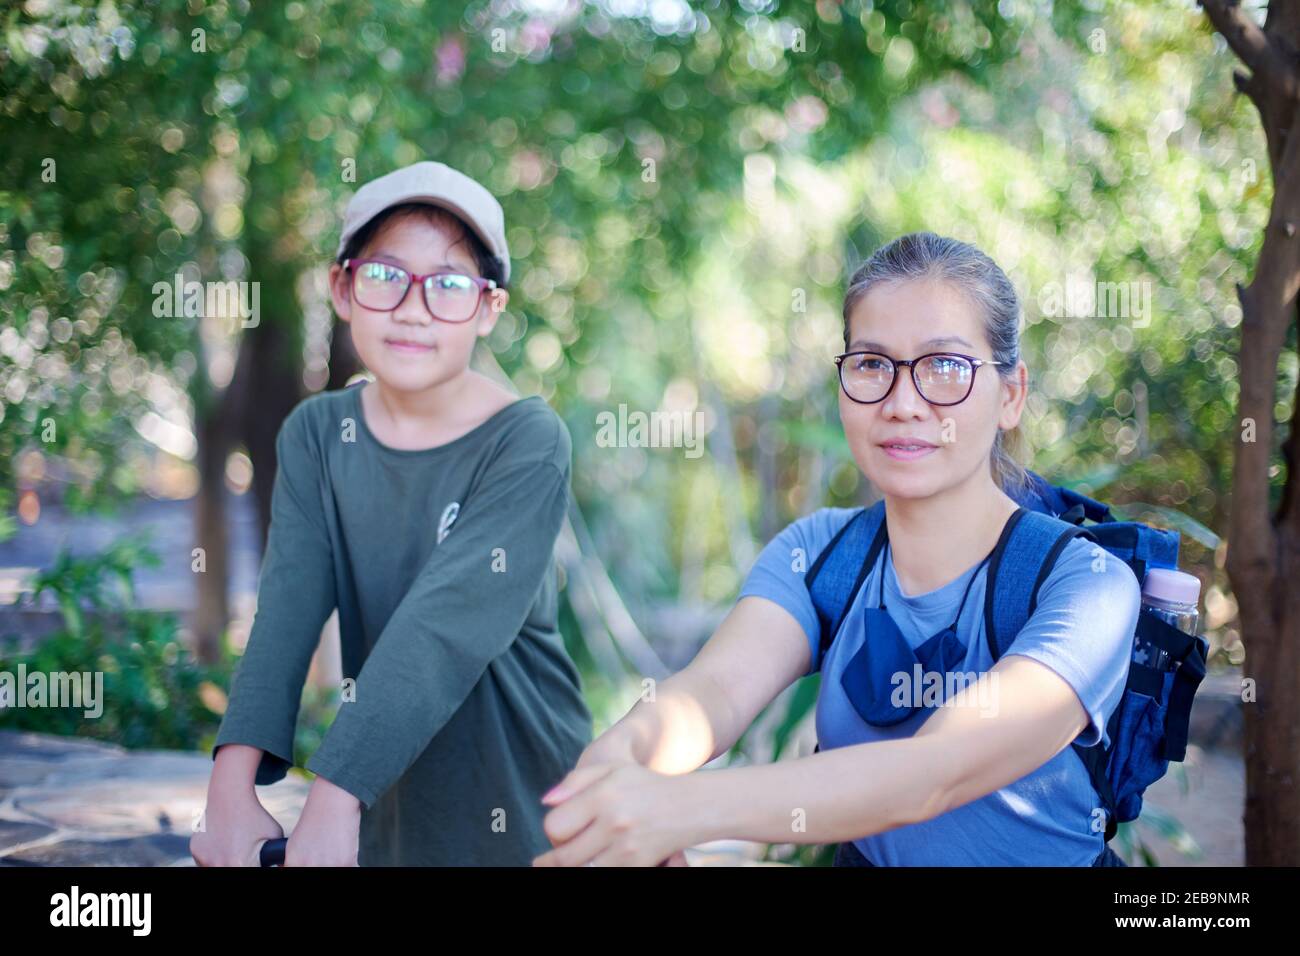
[{"xmin": 1059, "ymin": 503, "xmax": 1088, "ymax": 525}]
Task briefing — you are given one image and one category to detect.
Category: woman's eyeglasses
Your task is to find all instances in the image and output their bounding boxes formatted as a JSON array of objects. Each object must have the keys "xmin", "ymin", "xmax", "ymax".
[
  {"xmin": 343, "ymin": 258, "xmax": 496, "ymax": 323},
  {"xmin": 834, "ymin": 351, "xmax": 1003, "ymax": 406}
]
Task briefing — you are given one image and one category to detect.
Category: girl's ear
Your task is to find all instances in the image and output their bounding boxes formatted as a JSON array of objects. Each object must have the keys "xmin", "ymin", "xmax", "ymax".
[
  {"xmin": 999, "ymin": 359, "xmax": 1028, "ymax": 430},
  {"xmin": 475, "ymin": 287, "xmax": 508, "ymax": 339},
  {"xmin": 329, "ymin": 262, "xmax": 353, "ymax": 323}
]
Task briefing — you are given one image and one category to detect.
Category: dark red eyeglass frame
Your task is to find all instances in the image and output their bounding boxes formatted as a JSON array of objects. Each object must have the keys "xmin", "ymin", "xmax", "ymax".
[{"xmin": 343, "ymin": 258, "xmax": 498, "ymax": 323}]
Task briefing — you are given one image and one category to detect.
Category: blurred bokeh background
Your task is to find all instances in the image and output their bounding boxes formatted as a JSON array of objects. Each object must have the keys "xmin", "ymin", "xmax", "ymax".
[{"xmin": 0, "ymin": 0, "xmax": 1276, "ymax": 864}]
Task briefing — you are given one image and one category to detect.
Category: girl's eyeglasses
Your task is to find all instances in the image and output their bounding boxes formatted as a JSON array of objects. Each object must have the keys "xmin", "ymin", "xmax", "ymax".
[
  {"xmin": 834, "ymin": 351, "xmax": 1003, "ymax": 406},
  {"xmin": 343, "ymin": 258, "xmax": 496, "ymax": 323}
]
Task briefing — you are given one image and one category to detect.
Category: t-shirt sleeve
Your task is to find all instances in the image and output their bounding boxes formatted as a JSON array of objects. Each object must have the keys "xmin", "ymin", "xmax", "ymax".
[
  {"xmin": 1001, "ymin": 537, "xmax": 1142, "ymax": 749},
  {"xmin": 304, "ymin": 418, "xmax": 571, "ymax": 809},
  {"xmin": 211, "ymin": 402, "xmax": 338, "ymax": 785},
  {"xmin": 736, "ymin": 508, "xmax": 858, "ymax": 676}
]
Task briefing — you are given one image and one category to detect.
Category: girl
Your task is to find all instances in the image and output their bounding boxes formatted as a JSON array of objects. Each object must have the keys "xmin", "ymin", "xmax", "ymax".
[
  {"xmin": 193, "ymin": 161, "xmax": 591, "ymax": 866},
  {"xmin": 535, "ymin": 232, "xmax": 1140, "ymax": 867}
]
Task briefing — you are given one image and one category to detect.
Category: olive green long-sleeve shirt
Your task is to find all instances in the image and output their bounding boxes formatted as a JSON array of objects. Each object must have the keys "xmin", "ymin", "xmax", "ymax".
[{"xmin": 211, "ymin": 383, "xmax": 592, "ymax": 865}]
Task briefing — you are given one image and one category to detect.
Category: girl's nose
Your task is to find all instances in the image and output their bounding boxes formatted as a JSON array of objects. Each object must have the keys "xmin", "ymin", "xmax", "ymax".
[{"xmin": 393, "ymin": 281, "xmax": 433, "ymax": 324}]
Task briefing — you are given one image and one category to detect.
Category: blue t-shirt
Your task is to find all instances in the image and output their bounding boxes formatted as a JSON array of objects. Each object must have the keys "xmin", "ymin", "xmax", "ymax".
[{"xmin": 737, "ymin": 506, "xmax": 1142, "ymax": 866}]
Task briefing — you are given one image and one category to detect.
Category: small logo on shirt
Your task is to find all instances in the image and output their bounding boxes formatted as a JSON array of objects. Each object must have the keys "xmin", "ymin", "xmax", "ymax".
[{"xmin": 437, "ymin": 502, "xmax": 460, "ymax": 544}]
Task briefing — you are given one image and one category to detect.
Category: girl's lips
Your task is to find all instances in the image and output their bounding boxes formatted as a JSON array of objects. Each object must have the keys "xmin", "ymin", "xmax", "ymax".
[
  {"xmin": 879, "ymin": 442, "xmax": 938, "ymax": 461},
  {"xmin": 384, "ymin": 339, "xmax": 435, "ymax": 353}
]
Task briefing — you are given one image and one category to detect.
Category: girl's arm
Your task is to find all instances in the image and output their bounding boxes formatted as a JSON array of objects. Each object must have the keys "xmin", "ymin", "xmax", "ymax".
[
  {"xmin": 537, "ymin": 654, "xmax": 1090, "ymax": 864},
  {"xmin": 578, "ymin": 596, "xmax": 812, "ymax": 775},
  {"xmin": 302, "ymin": 436, "xmax": 573, "ymax": 810},
  {"xmin": 209, "ymin": 406, "xmax": 338, "ymax": 785},
  {"xmin": 196, "ymin": 406, "xmax": 339, "ymax": 866}
]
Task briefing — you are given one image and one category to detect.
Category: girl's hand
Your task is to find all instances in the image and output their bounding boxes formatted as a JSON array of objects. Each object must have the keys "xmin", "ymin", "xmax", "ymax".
[
  {"xmin": 284, "ymin": 776, "xmax": 362, "ymax": 866},
  {"xmin": 190, "ymin": 789, "xmax": 284, "ymax": 867},
  {"xmin": 534, "ymin": 764, "xmax": 704, "ymax": 867}
]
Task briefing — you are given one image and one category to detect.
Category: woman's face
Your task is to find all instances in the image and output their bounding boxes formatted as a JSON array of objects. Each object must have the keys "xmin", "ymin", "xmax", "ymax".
[
  {"xmin": 328, "ymin": 212, "xmax": 506, "ymax": 395},
  {"xmin": 839, "ymin": 277, "xmax": 1026, "ymax": 501}
]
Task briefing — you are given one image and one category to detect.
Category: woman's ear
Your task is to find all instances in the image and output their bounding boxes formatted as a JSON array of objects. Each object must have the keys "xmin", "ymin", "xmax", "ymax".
[
  {"xmin": 328, "ymin": 262, "xmax": 353, "ymax": 323},
  {"xmin": 476, "ymin": 287, "xmax": 509, "ymax": 339},
  {"xmin": 999, "ymin": 359, "xmax": 1028, "ymax": 430}
]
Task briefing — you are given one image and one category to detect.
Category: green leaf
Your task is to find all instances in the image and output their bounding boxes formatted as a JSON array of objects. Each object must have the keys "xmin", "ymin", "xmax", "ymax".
[{"xmin": 771, "ymin": 675, "xmax": 821, "ymax": 762}]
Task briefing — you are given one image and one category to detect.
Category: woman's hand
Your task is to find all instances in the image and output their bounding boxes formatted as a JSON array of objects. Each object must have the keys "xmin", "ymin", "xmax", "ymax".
[
  {"xmin": 534, "ymin": 763, "xmax": 706, "ymax": 867},
  {"xmin": 572, "ymin": 729, "xmax": 640, "ymax": 772},
  {"xmin": 284, "ymin": 776, "xmax": 362, "ymax": 866},
  {"xmin": 551, "ymin": 736, "xmax": 690, "ymax": 865}
]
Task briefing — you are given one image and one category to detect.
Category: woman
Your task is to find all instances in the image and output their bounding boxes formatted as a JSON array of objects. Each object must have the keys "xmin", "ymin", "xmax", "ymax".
[{"xmin": 534, "ymin": 232, "xmax": 1140, "ymax": 867}]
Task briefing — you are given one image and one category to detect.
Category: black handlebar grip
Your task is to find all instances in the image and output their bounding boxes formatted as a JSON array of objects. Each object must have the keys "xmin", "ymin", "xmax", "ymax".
[{"xmin": 259, "ymin": 837, "xmax": 288, "ymax": 867}]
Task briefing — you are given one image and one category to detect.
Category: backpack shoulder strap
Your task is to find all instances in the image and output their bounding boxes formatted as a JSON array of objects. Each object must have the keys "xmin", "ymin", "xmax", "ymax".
[
  {"xmin": 805, "ymin": 501, "xmax": 889, "ymax": 663},
  {"xmin": 983, "ymin": 507, "xmax": 1117, "ymax": 840},
  {"xmin": 983, "ymin": 508, "xmax": 1097, "ymax": 661}
]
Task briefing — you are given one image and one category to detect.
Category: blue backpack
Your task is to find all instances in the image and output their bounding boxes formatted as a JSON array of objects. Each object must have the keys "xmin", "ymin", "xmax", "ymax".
[{"xmin": 804, "ymin": 471, "xmax": 1210, "ymax": 842}]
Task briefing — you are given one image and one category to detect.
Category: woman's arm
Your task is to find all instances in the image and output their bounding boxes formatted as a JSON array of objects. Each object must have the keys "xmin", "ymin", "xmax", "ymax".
[
  {"xmin": 711, "ymin": 654, "xmax": 1089, "ymax": 844},
  {"xmin": 536, "ymin": 654, "xmax": 1089, "ymax": 864},
  {"xmin": 578, "ymin": 508, "xmax": 849, "ymax": 774},
  {"xmin": 578, "ymin": 596, "xmax": 812, "ymax": 775},
  {"xmin": 538, "ymin": 525, "xmax": 1140, "ymax": 866}
]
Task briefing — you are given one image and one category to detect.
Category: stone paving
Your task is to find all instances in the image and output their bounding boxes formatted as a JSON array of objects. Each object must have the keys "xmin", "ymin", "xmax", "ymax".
[
  {"xmin": 0, "ymin": 666, "xmax": 1246, "ymax": 866},
  {"xmin": 0, "ymin": 731, "xmax": 308, "ymax": 867},
  {"xmin": 0, "ymin": 498, "xmax": 1250, "ymax": 866}
]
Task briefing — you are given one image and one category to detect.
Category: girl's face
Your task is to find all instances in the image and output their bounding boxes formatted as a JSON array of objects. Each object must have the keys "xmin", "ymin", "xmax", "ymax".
[
  {"xmin": 328, "ymin": 212, "xmax": 506, "ymax": 395},
  {"xmin": 839, "ymin": 277, "xmax": 1026, "ymax": 501}
]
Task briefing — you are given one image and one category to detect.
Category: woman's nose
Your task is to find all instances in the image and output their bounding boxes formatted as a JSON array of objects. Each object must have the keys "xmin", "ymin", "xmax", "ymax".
[{"xmin": 880, "ymin": 366, "xmax": 929, "ymax": 419}]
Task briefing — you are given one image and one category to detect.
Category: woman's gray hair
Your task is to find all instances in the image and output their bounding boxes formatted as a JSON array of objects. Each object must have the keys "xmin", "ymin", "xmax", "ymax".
[{"xmin": 842, "ymin": 231, "xmax": 1030, "ymax": 496}]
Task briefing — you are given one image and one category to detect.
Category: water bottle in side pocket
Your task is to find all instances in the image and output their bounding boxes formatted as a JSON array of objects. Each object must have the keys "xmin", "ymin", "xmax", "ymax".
[
  {"xmin": 1106, "ymin": 567, "xmax": 1206, "ymax": 825},
  {"xmin": 1137, "ymin": 568, "xmax": 1201, "ymax": 669}
]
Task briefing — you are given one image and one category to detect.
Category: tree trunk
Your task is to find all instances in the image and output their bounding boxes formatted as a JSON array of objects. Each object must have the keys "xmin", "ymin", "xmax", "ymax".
[
  {"xmin": 192, "ymin": 401, "xmax": 233, "ymax": 665},
  {"xmin": 238, "ymin": 316, "xmax": 302, "ymax": 548},
  {"xmin": 190, "ymin": 331, "xmax": 256, "ymax": 664},
  {"xmin": 1203, "ymin": 0, "xmax": 1300, "ymax": 865}
]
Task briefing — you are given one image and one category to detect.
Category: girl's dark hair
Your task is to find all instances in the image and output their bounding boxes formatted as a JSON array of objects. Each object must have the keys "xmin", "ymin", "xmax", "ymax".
[
  {"xmin": 842, "ymin": 231, "xmax": 1030, "ymax": 496},
  {"xmin": 337, "ymin": 201, "xmax": 507, "ymax": 288}
]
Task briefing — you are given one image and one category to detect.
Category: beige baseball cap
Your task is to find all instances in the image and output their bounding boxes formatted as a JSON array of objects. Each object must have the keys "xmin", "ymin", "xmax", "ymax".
[{"xmin": 336, "ymin": 160, "xmax": 511, "ymax": 284}]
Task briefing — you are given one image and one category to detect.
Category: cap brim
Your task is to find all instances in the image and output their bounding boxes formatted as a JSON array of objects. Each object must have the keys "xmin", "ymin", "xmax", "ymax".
[{"xmin": 337, "ymin": 194, "xmax": 508, "ymax": 283}]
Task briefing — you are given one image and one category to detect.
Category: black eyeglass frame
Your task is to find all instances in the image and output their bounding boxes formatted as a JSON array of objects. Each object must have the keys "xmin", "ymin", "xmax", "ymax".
[
  {"xmin": 342, "ymin": 257, "xmax": 498, "ymax": 323},
  {"xmin": 833, "ymin": 350, "xmax": 1004, "ymax": 406}
]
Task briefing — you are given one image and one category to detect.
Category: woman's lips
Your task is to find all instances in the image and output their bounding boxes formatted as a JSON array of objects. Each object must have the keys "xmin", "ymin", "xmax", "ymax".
[
  {"xmin": 879, "ymin": 441, "xmax": 938, "ymax": 461},
  {"xmin": 384, "ymin": 338, "xmax": 435, "ymax": 354}
]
